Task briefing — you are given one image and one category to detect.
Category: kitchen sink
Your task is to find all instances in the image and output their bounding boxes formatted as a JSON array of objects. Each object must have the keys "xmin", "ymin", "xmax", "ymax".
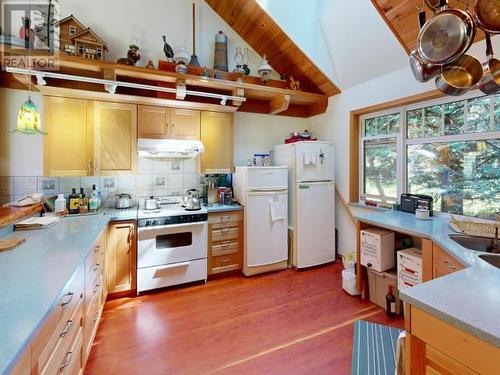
[
  {"xmin": 479, "ymin": 254, "xmax": 500, "ymax": 269},
  {"xmin": 448, "ymin": 234, "xmax": 497, "ymax": 253}
]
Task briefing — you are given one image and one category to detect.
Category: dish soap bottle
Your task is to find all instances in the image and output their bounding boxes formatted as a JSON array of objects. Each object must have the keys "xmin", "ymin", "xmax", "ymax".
[
  {"xmin": 55, "ymin": 194, "xmax": 66, "ymax": 214},
  {"xmin": 89, "ymin": 184, "xmax": 99, "ymax": 213},
  {"xmin": 385, "ymin": 285, "xmax": 396, "ymax": 318},
  {"xmin": 68, "ymin": 188, "xmax": 80, "ymax": 214}
]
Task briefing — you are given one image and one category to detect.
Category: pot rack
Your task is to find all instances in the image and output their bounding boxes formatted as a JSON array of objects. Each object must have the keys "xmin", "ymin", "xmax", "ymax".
[{"xmin": 5, "ymin": 66, "xmax": 246, "ymax": 105}]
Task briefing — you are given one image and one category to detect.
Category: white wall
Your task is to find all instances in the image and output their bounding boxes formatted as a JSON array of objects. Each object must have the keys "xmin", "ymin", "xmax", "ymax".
[
  {"xmin": 60, "ymin": 0, "xmax": 274, "ymax": 76},
  {"xmin": 0, "ymin": 88, "xmax": 44, "ymax": 176},
  {"xmin": 234, "ymin": 112, "xmax": 310, "ymax": 166},
  {"xmin": 310, "ymin": 37, "xmax": 500, "ymax": 256}
]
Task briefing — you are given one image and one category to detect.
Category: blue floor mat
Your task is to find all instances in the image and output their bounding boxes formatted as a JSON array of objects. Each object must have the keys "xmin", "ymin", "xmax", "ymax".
[{"xmin": 351, "ymin": 320, "xmax": 402, "ymax": 375}]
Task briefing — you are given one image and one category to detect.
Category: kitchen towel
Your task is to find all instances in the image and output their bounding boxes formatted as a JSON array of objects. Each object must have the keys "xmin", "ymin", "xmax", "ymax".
[
  {"xmin": 270, "ymin": 198, "xmax": 285, "ymax": 222},
  {"xmin": 304, "ymin": 152, "xmax": 317, "ymax": 166}
]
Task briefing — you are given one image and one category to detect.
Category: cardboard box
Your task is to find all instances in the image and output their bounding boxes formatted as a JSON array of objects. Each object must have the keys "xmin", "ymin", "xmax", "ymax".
[
  {"xmin": 360, "ymin": 228, "xmax": 395, "ymax": 272},
  {"xmin": 397, "ymin": 248, "xmax": 423, "ymax": 289},
  {"xmin": 367, "ymin": 268, "xmax": 403, "ymax": 315}
]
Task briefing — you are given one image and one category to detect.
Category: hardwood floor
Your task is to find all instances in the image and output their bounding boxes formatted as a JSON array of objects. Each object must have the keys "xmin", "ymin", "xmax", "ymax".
[{"xmin": 85, "ymin": 263, "xmax": 403, "ymax": 374}]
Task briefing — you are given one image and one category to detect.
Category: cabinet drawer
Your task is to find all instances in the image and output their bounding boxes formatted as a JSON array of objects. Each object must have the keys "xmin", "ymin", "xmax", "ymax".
[
  {"xmin": 426, "ymin": 345, "xmax": 478, "ymax": 375},
  {"xmin": 211, "ymin": 226, "xmax": 240, "ymax": 242},
  {"xmin": 212, "ymin": 253, "xmax": 241, "ymax": 268},
  {"xmin": 433, "ymin": 245, "xmax": 464, "ymax": 279},
  {"xmin": 85, "ymin": 232, "xmax": 105, "ymax": 282},
  {"xmin": 211, "ymin": 241, "xmax": 241, "ymax": 256},
  {"xmin": 64, "ymin": 328, "xmax": 82, "ymax": 375},
  {"xmin": 208, "ymin": 211, "xmax": 243, "ymax": 225},
  {"xmin": 82, "ymin": 289, "xmax": 101, "ymax": 366},
  {"xmin": 84, "ymin": 272, "xmax": 103, "ymax": 316},
  {"xmin": 31, "ymin": 265, "xmax": 84, "ymax": 372},
  {"xmin": 40, "ymin": 298, "xmax": 83, "ymax": 375}
]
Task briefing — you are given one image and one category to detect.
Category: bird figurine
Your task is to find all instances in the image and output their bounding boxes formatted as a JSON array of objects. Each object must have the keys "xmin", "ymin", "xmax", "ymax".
[{"xmin": 162, "ymin": 35, "xmax": 174, "ymax": 62}]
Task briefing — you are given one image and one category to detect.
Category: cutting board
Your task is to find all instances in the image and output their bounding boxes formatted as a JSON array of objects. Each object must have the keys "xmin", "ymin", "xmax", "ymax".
[{"xmin": 0, "ymin": 238, "xmax": 26, "ymax": 252}]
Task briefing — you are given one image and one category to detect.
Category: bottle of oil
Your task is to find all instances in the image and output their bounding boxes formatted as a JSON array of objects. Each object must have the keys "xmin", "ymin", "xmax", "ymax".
[
  {"xmin": 68, "ymin": 188, "xmax": 80, "ymax": 214},
  {"xmin": 79, "ymin": 188, "xmax": 88, "ymax": 214}
]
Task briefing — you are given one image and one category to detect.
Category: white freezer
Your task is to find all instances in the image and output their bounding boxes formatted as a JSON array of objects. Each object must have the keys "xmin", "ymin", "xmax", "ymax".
[{"xmin": 295, "ymin": 181, "xmax": 335, "ymax": 268}]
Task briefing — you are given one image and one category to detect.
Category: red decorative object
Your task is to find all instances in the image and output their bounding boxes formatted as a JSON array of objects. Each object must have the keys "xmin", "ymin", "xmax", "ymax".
[{"xmin": 284, "ymin": 136, "xmax": 317, "ymax": 144}]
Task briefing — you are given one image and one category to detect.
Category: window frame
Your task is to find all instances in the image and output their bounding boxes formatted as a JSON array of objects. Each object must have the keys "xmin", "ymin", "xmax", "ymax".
[
  {"xmin": 69, "ymin": 26, "xmax": 76, "ymax": 35},
  {"xmin": 359, "ymin": 91, "xmax": 500, "ymax": 218}
]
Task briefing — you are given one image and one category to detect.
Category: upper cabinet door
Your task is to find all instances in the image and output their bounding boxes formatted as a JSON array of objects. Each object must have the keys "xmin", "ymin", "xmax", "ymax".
[
  {"xmin": 170, "ymin": 109, "xmax": 200, "ymax": 140},
  {"xmin": 138, "ymin": 105, "xmax": 170, "ymax": 139},
  {"xmin": 44, "ymin": 96, "xmax": 93, "ymax": 176},
  {"xmin": 201, "ymin": 111, "xmax": 233, "ymax": 174},
  {"xmin": 94, "ymin": 101, "xmax": 137, "ymax": 175}
]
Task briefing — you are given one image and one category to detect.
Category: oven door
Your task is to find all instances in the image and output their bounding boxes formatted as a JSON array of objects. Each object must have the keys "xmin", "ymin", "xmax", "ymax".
[{"xmin": 137, "ymin": 222, "xmax": 208, "ymax": 268}]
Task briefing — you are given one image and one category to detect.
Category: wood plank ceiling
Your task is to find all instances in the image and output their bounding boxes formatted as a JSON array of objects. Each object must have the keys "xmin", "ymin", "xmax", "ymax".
[
  {"xmin": 371, "ymin": 0, "xmax": 486, "ymax": 54},
  {"xmin": 204, "ymin": 0, "xmax": 341, "ymax": 96}
]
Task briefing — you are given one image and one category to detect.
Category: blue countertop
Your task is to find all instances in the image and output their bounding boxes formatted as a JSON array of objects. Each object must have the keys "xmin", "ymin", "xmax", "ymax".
[
  {"xmin": 205, "ymin": 204, "xmax": 243, "ymax": 213},
  {"xmin": 0, "ymin": 215, "xmax": 112, "ymax": 374},
  {"xmin": 354, "ymin": 210, "xmax": 500, "ymax": 348}
]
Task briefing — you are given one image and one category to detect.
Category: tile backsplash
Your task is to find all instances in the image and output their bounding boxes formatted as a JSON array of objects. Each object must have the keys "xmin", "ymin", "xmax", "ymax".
[{"xmin": 0, "ymin": 158, "xmax": 202, "ymax": 206}]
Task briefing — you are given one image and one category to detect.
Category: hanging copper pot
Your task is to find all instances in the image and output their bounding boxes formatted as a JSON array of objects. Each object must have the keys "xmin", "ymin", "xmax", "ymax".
[
  {"xmin": 435, "ymin": 54, "xmax": 483, "ymax": 96},
  {"xmin": 473, "ymin": 0, "xmax": 500, "ymax": 34},
  {"xmin": 410, "ymin": 10, "xmax": 441, "ymax": 82},
  {"xmin": 478, "ymin": 33, "xmax": 500, "ymax": 95},
  {"xmin": 418, "ymin": 0, "xmax": 476, "ymax": 65}
]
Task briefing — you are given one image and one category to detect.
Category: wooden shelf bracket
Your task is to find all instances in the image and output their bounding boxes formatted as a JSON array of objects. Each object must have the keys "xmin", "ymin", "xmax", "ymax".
[{"xmin": 269, "ymin": 94, "xmax": 290, "ymax": 115}]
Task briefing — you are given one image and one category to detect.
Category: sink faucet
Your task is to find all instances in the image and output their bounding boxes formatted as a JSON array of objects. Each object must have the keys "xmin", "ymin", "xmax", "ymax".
[{"xmin": 491, "ymin": 227, "xmax": 500, "ymax": 254}]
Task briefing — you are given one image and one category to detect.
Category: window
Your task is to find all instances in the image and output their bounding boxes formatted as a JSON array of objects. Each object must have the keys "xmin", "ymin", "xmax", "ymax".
[
  {"xmin": 69, "ymin": 26, "xmax": 76, "ymax": 35},
  {"xmin": 360, "ymin": 93, "xmax": 500, "ymax": 219},
  {"xmin": 78, "ymin": 45, "xmax": 84, "ymax": 55}
]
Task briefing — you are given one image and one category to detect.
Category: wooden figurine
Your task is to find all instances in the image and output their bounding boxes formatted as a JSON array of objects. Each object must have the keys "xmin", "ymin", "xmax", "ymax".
[
  {"xmin": 290, "ymin": 76, "xmax": 301, "ymax": 91},
  {"xmin": 145, "ymin": 60, "xmax": 155, "ymax": 69},
  {"xmin": 117, "ymin": 44, "xmax": 141, "ymax": 66},
  {"xmin": 57, "ymin": 15, "xmax": 108, "ymax": 60}
]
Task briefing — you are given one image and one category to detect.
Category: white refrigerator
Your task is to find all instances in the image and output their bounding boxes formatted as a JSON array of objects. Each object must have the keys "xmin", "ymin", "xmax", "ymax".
[
  {"xmin": 233, "ymin": 166, "xmax": 289, "ymax": 276},
  {"xmin": 274, "ymin": 141, "xmax": 336, "ymax": 268}
]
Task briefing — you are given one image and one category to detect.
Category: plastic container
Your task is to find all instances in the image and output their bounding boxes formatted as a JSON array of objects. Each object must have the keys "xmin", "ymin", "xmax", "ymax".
[
  {"xmin": 342, "ymin": 269, "xmax": 360, "ymax": 296},
  {"xmin": 54, "ymin": 194, "xmax": 66, "ymax": 213}
]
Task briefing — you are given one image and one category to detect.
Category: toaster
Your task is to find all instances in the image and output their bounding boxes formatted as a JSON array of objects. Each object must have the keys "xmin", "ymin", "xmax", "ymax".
[{"xmin": 400, "ymin": 194, "xmax": 433, "ymax": 216}]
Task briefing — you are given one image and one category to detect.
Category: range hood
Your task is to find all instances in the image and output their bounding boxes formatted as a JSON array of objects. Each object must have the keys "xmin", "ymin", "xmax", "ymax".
[{"xmin": 137, "ymin": 138, "xmax": 204, "ymax": 158}]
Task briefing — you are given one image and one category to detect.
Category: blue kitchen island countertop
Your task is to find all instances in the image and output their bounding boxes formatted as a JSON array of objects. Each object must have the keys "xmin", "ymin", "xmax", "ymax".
[
  {"xmin": 354, "ymin": 209, "xmax": 500, "ymax": 348},
  {"xmin": 0, "ymin": 214, "xmax": 111, "ymax": 374}
]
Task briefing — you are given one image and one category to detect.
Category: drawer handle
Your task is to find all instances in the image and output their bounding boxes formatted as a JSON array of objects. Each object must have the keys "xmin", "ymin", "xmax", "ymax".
[
  {"xmin": 222, "ymin": 228, "xmax": 230, "ymax": 233},
  {"xmin": 60, "ymin": 292, "xmax": 74, "ymax": 307},
  {"xmin": 221, "ymin": 216, "xmax": 231, "ymax": 223},
  {"xmin": 94, "ymin": 284, "xmax": 101, "ymax": 294},
  {"xmin": 444, "ymin": 261, "xmax": 456, "ymax": 270},
  {"xmin": 94, "ymin": 245, "xmax": 100, "ymax": 253},
  {"xmin": 220, "ymin": 258, "xmax": 231, "ymax": 264},
  {"xmin": 93, "ymin": 263, "xmax": 100, "ymax": 272},
  {"xmin": 93, "ymin": 311, "xmax": 100, "ymax": 322},
  {"xmin": 59, "ymin": 320, "xmax": 74, "ymax": 337},
  {"xmin": 59, "ymin": 351, "xmax": 73, "ymax": 370}
]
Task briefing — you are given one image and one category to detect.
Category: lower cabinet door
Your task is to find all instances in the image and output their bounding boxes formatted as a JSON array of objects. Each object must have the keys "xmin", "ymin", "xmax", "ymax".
[{"xmin": 106, "ymin": 221, "xmax": 137, "ymax": 294}]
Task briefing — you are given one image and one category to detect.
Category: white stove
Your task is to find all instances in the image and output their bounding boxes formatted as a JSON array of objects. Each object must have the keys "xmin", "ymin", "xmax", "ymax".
[{"xmin": 136, "ymin": 196, "xmax": 208, "ymax": 293}]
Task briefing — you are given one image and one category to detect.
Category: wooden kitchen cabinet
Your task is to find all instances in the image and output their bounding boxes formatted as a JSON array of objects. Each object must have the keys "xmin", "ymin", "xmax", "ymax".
[
  {"xmin": 404, "ymin": 305, "xmax": 500, "ymax": 375},
  {"xmin": 94, "ymin": 101, "xmax": 137, "ymax": 175},
  {"xmin": 43, "ymin": 96, "xmax": 94, "ymax": 176},
  {"xmin": 200, "ymin": 111, "xmax": 234, "ymax": 174},
  {"xmin": 432, "ymin": 243, "xmax": 464, "ymax": 279},
  {"xmin": 137, "ymin": 105, "xmax": 200, "ymax": 140},
  {"xmin": 138, "ymin": 105, "xmax": 169, "ymax": 138},
  {"xmin": 106, "ymin": 221, "xmax": 137, "ymax": 295},
  {"xmin": 208, "ymin": 210, "xmax": 243, "ymax": 275}
]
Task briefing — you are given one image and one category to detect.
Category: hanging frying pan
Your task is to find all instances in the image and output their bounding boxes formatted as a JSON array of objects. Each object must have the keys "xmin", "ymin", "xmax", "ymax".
[
  {"xmin": 410, "ymin": 10, "xmax": 441, "ymax": 82},
  {"xmin": 473, "ymin": 0, "xmax": 500, "ymax": 34},
  {"xmin": 478, "ymin": 33, "xmax": 500, "ymax": 94},
  {"xmin": 435, "ymin": 54, "xmax": 483, "ymax": 96},
  {"xmin": 418, "ymin": 0, "xmax": 476, "ymax": 65}
]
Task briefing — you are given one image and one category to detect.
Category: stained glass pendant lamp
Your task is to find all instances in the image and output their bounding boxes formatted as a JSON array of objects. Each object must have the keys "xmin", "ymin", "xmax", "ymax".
[{"xmin": 12, "ymin": 0, "xmax": 46, "ymax": 135}]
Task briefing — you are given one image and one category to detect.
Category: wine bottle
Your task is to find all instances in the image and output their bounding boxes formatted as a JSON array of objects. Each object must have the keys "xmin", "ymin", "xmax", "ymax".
[
  {"xmin": 79, "ymin": 188, "xmax": 88, "ymax": 214},
  {"xmin": 385, "ymin": 285, "xmax": 396, "ymax": 318}
]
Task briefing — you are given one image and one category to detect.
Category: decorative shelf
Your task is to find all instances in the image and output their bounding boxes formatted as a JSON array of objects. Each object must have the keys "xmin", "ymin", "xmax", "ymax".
[{"xmin": 0, "ymin": 47, "xmax": 328, "ymax": 117}]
